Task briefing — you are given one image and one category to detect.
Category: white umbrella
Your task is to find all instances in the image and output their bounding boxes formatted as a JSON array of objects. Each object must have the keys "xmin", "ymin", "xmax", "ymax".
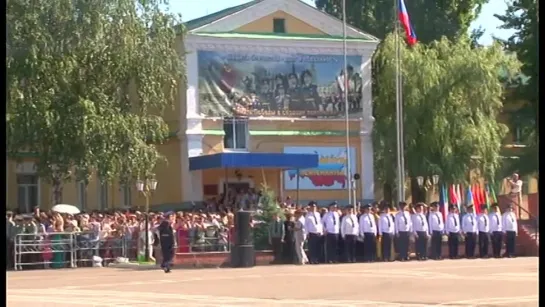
[{"xmin": 51, "ymin": 204, "xmax": 81, "ymax": 215}]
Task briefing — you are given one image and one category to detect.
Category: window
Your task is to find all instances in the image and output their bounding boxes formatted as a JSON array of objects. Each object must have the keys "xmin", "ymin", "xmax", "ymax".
[
  {"xmin": 76, "ymin": 181, "xmax": 87, "ymax": 211},
  {"xmin": 120, "ymin": 184, "xmax": 132, "ymax": 208},
  {"xmin": 273, "ymin": 18, "xmax": 286, "ymax": 33},
  {"xmin": 17, "ymin": 174, "xmax": 38, "ymax": 213},
  {"xmin": 223, "ymin": 117, "xmax": 248, "ymax": 150},
  {"xmin": 98, "ymin": 180, "xmax": 108, "ymax": 210}
]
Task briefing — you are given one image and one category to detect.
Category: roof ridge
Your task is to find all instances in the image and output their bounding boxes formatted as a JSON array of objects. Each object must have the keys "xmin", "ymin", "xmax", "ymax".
[{"xmin": 184, "ymin": 0, "xmax": 263, "ymax": 31}]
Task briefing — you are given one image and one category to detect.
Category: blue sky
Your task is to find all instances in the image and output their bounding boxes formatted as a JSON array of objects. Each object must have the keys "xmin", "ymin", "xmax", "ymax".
[{"xmin": 169, "ymin": 0, "xmax": 514, "ymax": 45}]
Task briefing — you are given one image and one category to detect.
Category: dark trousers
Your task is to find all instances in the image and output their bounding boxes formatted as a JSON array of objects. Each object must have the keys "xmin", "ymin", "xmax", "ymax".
[
  {"xmin": 397, "ymin": 232, "xmax": 410, "ymax": 259},
  {"xmin": 282, "ymin": 239, "xmax": 295, "ymax": 264},
  {"xmin": 430, "ymin": 231, "xmax": 443, "ymax": 259},
  {"xmin": 271, "ymin": 237, "xmax": 283, "ymax": 263},
  {"xmin": 363, "ymin": 233, "xmax": 377, "ymax": 262},
  {"xmin": 448, "ymin": 232, "xmax": 460, "ymax": 258},
  {"xmin": 325, "ymin": 233, "xmax": 339, "ymax": 262},
  {"xmin": 478, "ymin": 232, "xmax": 490, "ymax": 258},
  {"xmin": 344, "ymin": 235, "xmax": 357, "ymax": 263},
  {"xmin": 381, "ymin": 233, "xmax": 393, "ymax": 261},
  {"xmin": 161, "ymin": 246, "xmax": 173, "ymax": 269},
  {"xmin": 491, "ymin": 231, "xmax": 503, "ymax": 257},
  {"xmin": 465, "ymin": 232, "xmax": 477, "ymax": 258},
  {"xmin": 307, "ymin": 233, "xmax": 322, "ymax": 264},
  {"xmin": 355, "ymin": 239, "xmax": 365, "ymax": 262},
  {"xmin": 415, "ymin": 231, "xmax": 428, "ymax": 259},
  {"xmin": 505, "ymin": 231, "xmax": 517, "ymax": 257},
  {"xmin": 338, "ymin": 235, "xmax": 345, "ymax": 261}
]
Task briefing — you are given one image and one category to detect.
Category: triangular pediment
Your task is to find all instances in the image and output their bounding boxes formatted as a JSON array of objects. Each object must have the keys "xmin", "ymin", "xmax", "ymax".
[{"xmin": 185, "ymin": 0, "xmax": 378, "ymax": 42}]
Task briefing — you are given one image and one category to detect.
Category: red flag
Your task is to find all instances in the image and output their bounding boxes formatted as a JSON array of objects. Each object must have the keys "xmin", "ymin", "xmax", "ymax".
[
  {"xmin": 472, "ymin": 185, "xmax": 481, "ymax": 214},
  {"xmin": 449, "ymin": 184, "xmax": 458, "ymax": 205},
  {"xmin": 397, "ymin": 0, "xmax": 417, "ymax": 46}
]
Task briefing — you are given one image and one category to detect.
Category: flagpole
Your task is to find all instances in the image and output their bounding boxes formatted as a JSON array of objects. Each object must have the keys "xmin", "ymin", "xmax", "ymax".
[
  {"xmin": 342, "ymin": 0, "xmax": 353, "ymax": 208},
  {"xmin": 394, "ymin": 0, "xmax": 405, "ymax": 203}
]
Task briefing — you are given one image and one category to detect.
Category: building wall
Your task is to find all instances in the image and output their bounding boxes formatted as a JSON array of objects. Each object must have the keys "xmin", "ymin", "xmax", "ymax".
[{"xmin": 234, "ymin": 11, "xmax": 326, "ymax": 35}]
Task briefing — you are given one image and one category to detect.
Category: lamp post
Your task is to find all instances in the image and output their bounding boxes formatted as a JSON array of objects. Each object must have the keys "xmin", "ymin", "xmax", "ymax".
[
  {"xmin": 415, "ymin": 175, "xmax": 439, "ymax": 203},
  {"xmin": 136, "ymin": 178, "xmax": 158, "ymax": 262}
]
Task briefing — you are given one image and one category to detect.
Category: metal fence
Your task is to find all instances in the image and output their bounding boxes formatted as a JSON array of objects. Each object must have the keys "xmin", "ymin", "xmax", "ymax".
[{"xmin": 11, "ymin": 230, "xmax": 232, "ymax": 270}]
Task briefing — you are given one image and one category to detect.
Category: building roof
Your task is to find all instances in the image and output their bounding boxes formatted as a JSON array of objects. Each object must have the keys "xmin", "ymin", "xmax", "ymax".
[
  {"xmin": 192, "ymin": 32, "xmax": 376, "ymax": 43},
  {"xmin": 184, "ymin": 0, "xmax": 264, "ymax": 31}
]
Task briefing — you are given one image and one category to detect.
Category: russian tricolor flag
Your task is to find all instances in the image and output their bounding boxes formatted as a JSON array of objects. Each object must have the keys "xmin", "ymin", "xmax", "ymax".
[{"xmin": 398, "ymin": 0, "xmax": 417, "ymax": 46}]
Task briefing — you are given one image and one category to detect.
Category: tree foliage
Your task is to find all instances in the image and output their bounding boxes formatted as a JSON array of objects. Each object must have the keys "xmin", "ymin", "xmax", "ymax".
[
  {"xmin": 7, "ymin": 0, "xmax": 185, "ymax": 201},
  {"xmin": 373, "ymin": 34, "xmax": 519, "ymax": 186},
  {"xmin": 495, "ymin": 0, "xmax": 538, "ymax": 175},
  {"xmin": 253, "ymin": 185, "xmax": 284, "ymax": 250},
  {"xmin": 315, "ymin": 0, "xmax": 487, "ymax": 43}
]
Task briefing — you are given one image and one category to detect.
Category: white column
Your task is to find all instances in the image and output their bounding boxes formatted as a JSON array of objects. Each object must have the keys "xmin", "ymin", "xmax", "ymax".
[
  {"xmin": 180, "ymin": 44, "xmax": 204, "ymax": 203},
  {"xmin": 360, "ymin": 57, "xmax": 375, "ymax": 201}
]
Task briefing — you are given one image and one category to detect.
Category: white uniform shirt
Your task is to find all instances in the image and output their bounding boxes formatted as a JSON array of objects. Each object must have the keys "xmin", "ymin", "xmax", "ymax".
[
  {"xmin": 341, "ymin": 214, "xmax": 359, "ymax": 237},
  {"xmin": 412, "ymin": 213, "xmax": 429, "ymax": 234},
  {"xmin": 304, "ymin": 212, "xmax": 323, "ymax": 235},
  {"xmin": 489, "ymin": 212, "xmax": 502, "ymax": 232},
  {"xmin": 502, "ymin": 211, "xmax": 518, "ymax": 234},
  {"xmin": 378, "ymin": 213, "xmax": 395, "ymax": 235},
  {"xmin": 509, "ymin": 180, "xmax": 523, "ymax": 194},
  {"xmin": 477, "ymin": 213, "xmax": 490, "ymax": 233},
  {"xmin": 428, "ymin": 211, "xmax": 444, "ymax": 232},
  {"xmin": 394, "ymin": 211, "xmax": 412, "ymax": 234},
  {"xmin": 445, "ymin": 213, "xmax": 461, "ymax": 233},
  {"xmin": 462, "ymin": 213, "xmax": 479, "ymax": 234},
  {"xmin": 359, "ymin": 213, "xmax": 377, "ymax": 236},
  {"xmin": 322, "ymin": 211, "xmax": 340, "ymax": 234}
]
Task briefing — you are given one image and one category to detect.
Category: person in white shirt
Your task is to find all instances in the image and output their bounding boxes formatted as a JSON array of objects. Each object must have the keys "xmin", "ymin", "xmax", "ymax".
[
  {"xmin": 304, "ymin": 202, "xmax": 323, "ymax": 264},
  {"xmin": 340, "ymin": 206, "xmax": 359, "ymax": 263},
  {"xmin": 322, "ymin": 203, "xmax": 340, "ymax": 263},
  {"xmin": 293, "ymin": 210, "xmax": 308, "ymax": 265},
  {"xmin": 412, "ymin": 203, "xmax": 429, "ymax": 260},
  {"xmin": 502, "ymin": 203, "xmax": 518, "ymax": 258},
  {"xmin": 428, "ymin": 202, "xmax": 445, "ymax": 260},
  {"xmin": 395, "ymin": 202, "xmax": 412, "ymax": 261},
  {"xmin": 359, "ymin": 204, "xmax": 377, "ymax": 262},
  {"xmin": 508, "ymin": 173, "xmax": 523, "ymax": 195},
  {"xmin": 461, "ymin": 204, "xmax": 478, "ymax": 258},
  {"xmin": 477, "ymin": 204, "xmax": 490, "ymax": 258},
  {"xmin": 489, "ymin": 203, "xmax": 503, "ymax": 258},
  {"xmin": 445, "ymin": 204, "xmax": 461, "ymax": 259},
  {"xmin": 378, "ymin": 205, "xmax": 395, "ymax": 262}
]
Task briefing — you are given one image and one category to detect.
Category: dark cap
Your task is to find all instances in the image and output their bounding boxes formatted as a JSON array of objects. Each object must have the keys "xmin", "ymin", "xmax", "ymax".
[
  {"xmin": 491, "ymin": 203, "xmax": 499, "ymax": 208},
  {"xmin": 415, "ymin": 202, "xmax": 427, "ymax": 208},
  {"xmin": 398, "ymin": 201, "xmax": 408, "ymax": 208},
  {"xmin": 480, "ymin": 204, "xmax": 488, "ymax": 210},
  {"xmin": 430, "ymin": 202, "xmax": 439, "ymax": 208},
  {"xmin": 362, "ymin": 204, "xmax": 372, "ymax": 209},
  {"xmin": 345, "ymin": 205, "xmax": 354, "ymax": 210},
  {"xmin": 329, "ymin": 201, "xmax": 338, "ymax": 207},
  {"xmin": 466, "ymin": 204, "xmax": 474, "ymax": 209},
  {"xmin": 449, "ymin": 204, "xmax": 457, "ymax": 210},
  {"xmin": 308, "ymin": 201, "xmax": 317, "ymax": 207}
]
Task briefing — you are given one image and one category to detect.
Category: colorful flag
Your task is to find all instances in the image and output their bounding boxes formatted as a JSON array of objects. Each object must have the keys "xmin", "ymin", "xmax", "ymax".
[
  {"xmin": 466, "ymin": 185, "xmax": 474, "ymax": 214},
  {"xmin": 449, "ymin": 184, "xmax": 458, "ymax": 205},
  {"xmin": 398, "ymin": 0, "xmax": 417, "ymax": 46},
  {"xmin": 439, "ymin": 184, "xmax": 448, "ymax": 220},
  {"xmin": 489, "ymin": 182, "xmax": 498, "ymax": 203},
  {"xmin": 456, "ymin": 184, "xmax": 463, "ymax": 213},
  {"xmin": 485, "ymin": 184, "xmax": 491, "ymax": 211}
]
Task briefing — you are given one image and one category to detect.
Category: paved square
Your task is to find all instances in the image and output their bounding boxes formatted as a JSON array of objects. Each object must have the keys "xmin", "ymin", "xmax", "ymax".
[{"xmin": 7, "ymin": 257, "xmax": 538, "ymax": 306}]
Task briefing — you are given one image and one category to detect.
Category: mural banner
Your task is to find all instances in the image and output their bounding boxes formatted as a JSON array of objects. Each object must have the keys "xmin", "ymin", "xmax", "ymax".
[
  {"xmin": 283, "ymin": 146, "xmax": 357, "ymax": 190},
  {"xmin": 198, "ymin": 51, "xmax": 363, "ymax": 118}
]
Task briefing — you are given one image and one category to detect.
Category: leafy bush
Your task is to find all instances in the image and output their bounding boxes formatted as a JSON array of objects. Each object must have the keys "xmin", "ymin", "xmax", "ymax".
[{"xmin": 253, "ymin": 185, "xmax": 284, "ymax": 250}]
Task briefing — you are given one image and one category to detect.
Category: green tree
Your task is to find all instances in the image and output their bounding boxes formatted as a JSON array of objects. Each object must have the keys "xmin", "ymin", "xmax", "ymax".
[
  {"xmin": 315, "ymin": 0, "xmax": 487, "ymax": 43},
  {"xmin": 7, "ymin": 0, "xmax": 184, "ymax": 204},
  {"xmin": 253, "ymin": 185, "xmax": 284, "ymax": 250},
  {"xmin": 495, "ymin": 0, "xmax": 538, "ymax": 176},
  {"xmin": 373, "ymin": 35, "xmax": 519, "ymax": 196}
]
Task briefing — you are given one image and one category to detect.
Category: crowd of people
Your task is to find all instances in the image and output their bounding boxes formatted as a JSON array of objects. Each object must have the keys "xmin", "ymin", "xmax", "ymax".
[{"xmin": 267, "ymin": 201, "xmax": 520, "ymax": 265}]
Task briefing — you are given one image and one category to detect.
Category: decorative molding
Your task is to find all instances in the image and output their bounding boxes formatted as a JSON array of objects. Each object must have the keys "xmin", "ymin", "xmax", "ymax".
[
  {"xmin": 186, "ymin": 35, "xmax": 375, "ymax": 57},
  {"xmin": 190, "ymin": 0, "xmax": 379, "ymax": 42},
  {"xmin": 15, "ymin": 162, "xmax": 37, "ymax": 174}
]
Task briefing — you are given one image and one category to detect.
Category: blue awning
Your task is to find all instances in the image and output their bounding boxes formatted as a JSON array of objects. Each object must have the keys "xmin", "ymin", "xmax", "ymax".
[{"xmin": 189, "ymin": 152, "xmax": 319, "ymax": 171}]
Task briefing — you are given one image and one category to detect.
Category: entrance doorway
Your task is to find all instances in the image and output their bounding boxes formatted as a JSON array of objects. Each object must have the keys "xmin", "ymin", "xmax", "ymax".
[{"xmin": 223, "ymin": 182, "xmax": 251, "ymax": 194}]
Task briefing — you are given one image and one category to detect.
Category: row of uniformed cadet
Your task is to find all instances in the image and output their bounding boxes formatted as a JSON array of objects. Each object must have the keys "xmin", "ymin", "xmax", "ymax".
[{"xmin": 297, "ymin": 201, "xmax": 519, "ymax": 264}]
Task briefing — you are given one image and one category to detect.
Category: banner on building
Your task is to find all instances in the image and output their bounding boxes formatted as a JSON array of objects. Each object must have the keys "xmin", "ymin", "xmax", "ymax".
[
  {"xmin": 283, "ymin": 146, "xmax": 357, "ymax": 190},
  {"xmin": 197, "ymin": 51, "xmax": 363, "ymax": 118}
]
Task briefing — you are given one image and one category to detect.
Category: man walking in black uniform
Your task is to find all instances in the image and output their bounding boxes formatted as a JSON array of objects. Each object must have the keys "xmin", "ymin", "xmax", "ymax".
[{"xmin": 158, "ymin": 215, "xmax": 175, "ymax": 273}]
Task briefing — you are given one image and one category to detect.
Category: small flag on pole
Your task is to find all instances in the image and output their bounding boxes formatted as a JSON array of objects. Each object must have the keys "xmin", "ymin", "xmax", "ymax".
[
  {"xmin": 485, "ymin": 184, "xmax": 492, "ymax": 211},
  {"xmin": 439, "ymin": 185, "xmax": 448, "ymax": 220},
  {"xmin": 397, "ymin": 0, "xmax": 417, "ymax": 46},
  {"xmin": 489, "ymin": 182, "xmax": 498, "ymax": 203}
]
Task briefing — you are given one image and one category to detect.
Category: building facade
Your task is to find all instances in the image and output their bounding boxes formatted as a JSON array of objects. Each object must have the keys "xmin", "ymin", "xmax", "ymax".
[{"xmin": 7, "ymin": 0, "xmax": 380, "ymax": 211}]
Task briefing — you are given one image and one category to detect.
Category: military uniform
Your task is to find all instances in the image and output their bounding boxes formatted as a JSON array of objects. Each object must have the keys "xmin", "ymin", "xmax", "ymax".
[
  {"xmin": 477, "ymin": 204, "xmax": 490, "ymax": 258},
  {"xmin": 445, "ymin": 205, "xmax": 461, "ymax": 259},
  {"xmin": 340, "ymin": 207, "xmax": 358, "ymax": 263},
  {"xmin": 412, "ymin": 203, "xmax": 429, "ymax": 260},
  {"xmin": 394, "ymin": 202, "xmax": 412, "ymax": 261},
  {"xmin": 378, "ymin": 208, "xmax": 395, "ymax": 262},
  {"xmin": 358, "ymin": 205, "xmax": 377, "ymax": 262},
  {"xmin": 428, "ymin": 202, "xmax": 444, "ymax": 260},
  {"xmin": 461, "ymin": 205, "xmax": 478, "ymax": 258},
  {"xmin": 157, "ymin": 219, "xmax": 175, "ymax": 273},
  {"xmin": 502, "ymin": 204, "xmax": 518, "ymax": 258},
  {"xmin": 489, "ymin": 204, "xmax": 503, "ymax": 258}
]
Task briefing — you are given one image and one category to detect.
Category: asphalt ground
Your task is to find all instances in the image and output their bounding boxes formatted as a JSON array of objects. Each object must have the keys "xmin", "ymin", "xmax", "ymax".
[{"xmin": 7, "ymin": 257, "xmax": 538, "ymax": 307}]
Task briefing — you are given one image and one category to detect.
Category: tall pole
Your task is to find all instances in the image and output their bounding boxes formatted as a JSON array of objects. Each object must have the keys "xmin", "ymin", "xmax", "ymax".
[
  {"xmin": 144, "ymin": 192, "xmax": 150, "ymax": 262},
  {"xmin": 342, "ymin": 0, "xmax": 353, "ymax": 207},
  {"xmin": 394, "ymin": 0, "xmax": 405, "ymax": 203}
]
